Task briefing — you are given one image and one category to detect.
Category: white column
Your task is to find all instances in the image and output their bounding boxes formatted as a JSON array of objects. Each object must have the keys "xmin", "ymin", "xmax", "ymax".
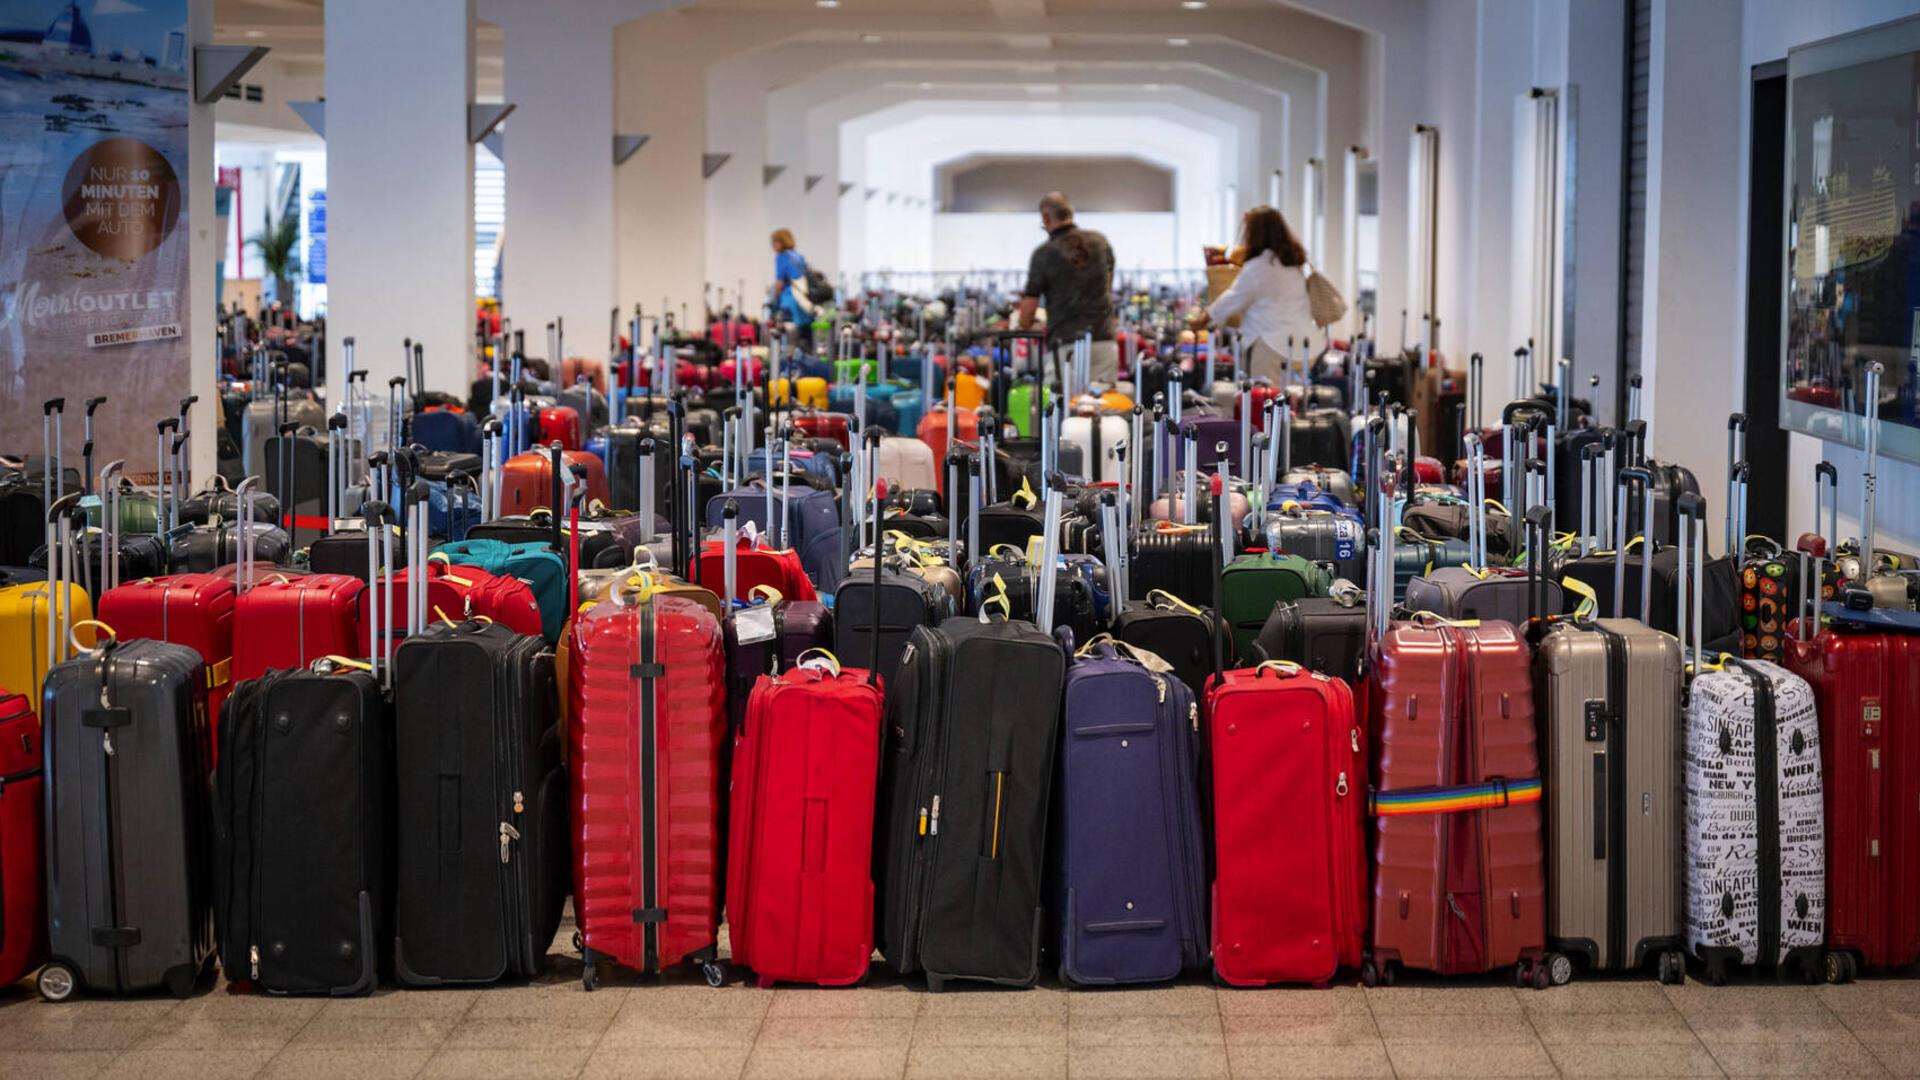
[
  {"xmin": 188, "ymin": 0, "xmax": 218, "ymax": 480},
  {"xmin": 496, "ymin": 0, "xmax": 617, "ymax": 355},
  {"xmin": 325, "ymin": 0, "xmax": 474, "ymax": 403}
]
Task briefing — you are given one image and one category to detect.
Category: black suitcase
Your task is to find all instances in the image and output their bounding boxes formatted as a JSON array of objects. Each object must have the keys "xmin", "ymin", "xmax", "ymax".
[
  {"xmin": 976, "ymin": 502, "xmax": 1045, "ymax": 555},
  {"xmin": 833, "ymin": 564, "xmax": 952, "ymax": 686},
  {"xmin": 392, "ymin": 620, "xmax": 567, "ymax": 985},
  {"xmin": 1127, "ymin": 525, "xmax": 1213, "ymax": 603},
  {"xmin": 1251, "ymin": 595, "xmax": 1368, "ymax": 681},
  {"xmin": 30, "ymin": 531, "xmax": 169, "ymax": 593},
  {"xmin": 1108, "ymin": 598, "xmax": 1222, "ymax": 701},
  {"xmin": 177, "ymin": 483, "xmax": 282, "ymax": 528},
  {"xmin": 214, "ymin": 664, "xmax": 393, "ymax": 995},
  {"xmin": 1287, "ymin": 408, "xmax": 1351, "ymax": 471},
  {"xmin": 39, "ymin": 638, "xmax": 215, "ymax": 1000},
  {"xmin": 873, "ymin": 615, "xmax": 1066, "ymax": 988},
  {"xmin": 166, "ymin": 521, "xmax": 293, "ymax": 573}
]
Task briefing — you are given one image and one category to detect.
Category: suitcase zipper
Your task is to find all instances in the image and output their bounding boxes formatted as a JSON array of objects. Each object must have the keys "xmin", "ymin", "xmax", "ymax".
[
  {"xmin": 903, "ymin": 630, "xmax": 954, "ymax": 973},
  {"xmin": 1744, "ymin": 662, "xmax": 1783, "ymax": 965},
  {"xmin": 1599, "ymin": 626, "xmax": 1628, "ymax": 970}
]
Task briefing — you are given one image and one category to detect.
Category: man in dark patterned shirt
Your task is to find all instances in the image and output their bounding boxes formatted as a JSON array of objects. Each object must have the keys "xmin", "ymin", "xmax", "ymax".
[{"xmin": 1015, "ymin": 192, "xmax": 1118, "ymax": 386}]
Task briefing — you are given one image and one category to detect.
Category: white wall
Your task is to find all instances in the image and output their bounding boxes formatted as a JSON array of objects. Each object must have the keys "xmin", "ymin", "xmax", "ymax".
[{"xmin": 930, "ymin": 213, "xmax": 1178, "ymax": 277}]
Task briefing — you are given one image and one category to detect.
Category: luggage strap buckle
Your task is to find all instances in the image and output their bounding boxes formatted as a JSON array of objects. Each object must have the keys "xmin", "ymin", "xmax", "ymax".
[
  {"xmin": 632, "ymin": 907, "xmax": 667, "ymax": 924},
  {"xmin": 629, "ymin": 663, "xmax": 666, "ymax": 679},
  {"xmin": 91, "ymin": 926, "xmax": 141, "ymax": 948},
  {"xmin": 81, "ymin": 706, "xmax": 132, "ymax": 730},
  {"xmin": 1369, "ymin": 776, "xmax": 1542, "ymax": 817}
]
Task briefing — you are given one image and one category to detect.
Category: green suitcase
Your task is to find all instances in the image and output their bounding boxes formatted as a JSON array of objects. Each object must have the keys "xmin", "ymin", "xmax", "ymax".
[
  {"xmin": 1005, "ymin": 383, "xmax": 1054, "ymax": 438},
  {"xmin": 1219, "ymin": 552, "xmax": 1330, "ymax": 663}
]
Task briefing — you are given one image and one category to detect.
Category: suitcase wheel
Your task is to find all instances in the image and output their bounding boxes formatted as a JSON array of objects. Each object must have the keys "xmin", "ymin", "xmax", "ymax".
[
  {"xmin": 1657, "ymin": 950, "xmax": 1686, "ymax": 986},
  {"xmin": 925, "ymin": 974, "xmax": 947, "ymax": 994},
  {"xmin": 1823, "ymin": 951, "xmax": 1858, "ymax": 985},
  {"xmin": 1545, "ymin": 953, "xmax": 1573, "ymax": 988},
  {"xmin": 1359, "ymin": 955, "xmax": 1393, "ymax": 988},
  {"xmin": 35, "ymin": 961, "xmax": 77, "ymax": 1003},
  {"xmin": 163, "ymin": 963, "xmax": 200, "ymax": 1000},
  {"xmin": 572, "ymin": 931, "xmax": 584, "ymax": 953},
  {"xmin": 701, "ymin": 960, "xmax": 729, "ymax": 989}
]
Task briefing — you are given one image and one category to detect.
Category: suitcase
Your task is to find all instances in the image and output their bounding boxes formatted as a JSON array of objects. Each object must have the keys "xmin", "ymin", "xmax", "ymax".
[
  {"xmin": 917, "ymin": 406, "xmax": 979, "ymax": 489},
  {"xmin": 832, "ymin": 561, "xmax": 952, "ymax": 687},
  {"xmin": 792, "ymin": 409, "xmax": 852, "ymax": 450},
  {"xmin": 431, "ymin": 538, "xmax": 568, "ymax": 642},
  {"xmin": 165, "ymin": 520, "xmax": 292, "ymax": 574},
  {"xmin": 1262, "ymin": 509, "xmax": 1364, "ymax": 584},
  {"xmin": 872, "ymin": 615, "xmax": 1066, "ymax": 988},
  {"xmin": 571, "ymin": 587, "xmax": 727, "ymax": 988},
  {"xmin": 1127, "ymin": 523, "xmax": 1213, "ymax": 603},
  {"xmin": 0, "ymin": 690, "xmax": 46, "ymax": 989},
  {"xmin": 725, "ymin": 654, "xmax": 884, "ymax": 987},
  {"xmin": 963, "ymin": 553, "xmax": 1103, "ymax": 644},
  {"xmin": 231, "ymin": 573, "xmax": 365, "ymax": 684},
  {"xmin": 561, "ymin": 356, "xmax": 607, "ymax": 394},
  {"xmin": 1209, "ymin": 661, "xmax": 1366, "ymax": 986},
  {"xmin": 1060, "ymin": 412, "xmax": 1129, "ymax": 484},
  {"xmin": 692, "ymin": 531, "xmax": 817, "ymax": 604},
  {"xmin": 1280, "ymin": 466, "xmax": 1355, "ymax": 507},
  {"xmin": 38, "ymin": 635, "xmax": 215, "ymax": 1000},
  {"xmin": 1055, "ymin": 639, "xmax": 1206, "ymax": 985},
  {"xmin": 877, "ymin": 436, "xmax": 939, "ymax": 492},
  {"xmin": 1251, "ymin": 591, "xmax": 1367, "ymax": 682},
  {"xmin": 1, "ymin": 501, "xmax": 96, "ymax": 703},
  {"xmin": 1535, "ymin": 552, "xmax": 1687, "ymax": 979},
  {"xmin": 213, "ymin": 663, "xmax": 393, "ymax": 995},
  {"xmin": 97, "ymin": 573, "xmax": 238, "ymax": 754},
  {"xmin": 1220, "ymin": 552, "xmax": 1329, "ymax": 664},
  {"xmin": 500, "ymin": 445, "xmax": 610, "ymax": 515},
  {"xmin": 703, "ymin": 482, "xmax": 844, "ymax": 593},
  {"xmin": 1108, "ymin": 590, "xmax": 1222, "ymax": 702},
  {"xmin": 393, "ymin": 620, "xmax": 566, "ymax": 985}
]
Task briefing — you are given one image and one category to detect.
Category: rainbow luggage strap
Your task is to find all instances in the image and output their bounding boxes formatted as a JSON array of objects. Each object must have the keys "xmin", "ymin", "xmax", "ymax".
[{"xmin": 1369, "ymin": 776, "xmax": 1543, "ymax": 817}]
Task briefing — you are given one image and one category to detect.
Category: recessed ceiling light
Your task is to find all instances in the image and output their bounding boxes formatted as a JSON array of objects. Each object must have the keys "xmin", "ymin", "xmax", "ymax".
[
  {"xmin": 917, "ymin": 81, "xmax": 933, "ymax": 90},
  {"xmin": 1143, "ymin": 83, "xmax": 1162, "ymax": 91},
  {"xmin": 1166, "ymin": 36, "xmax": 1191, "ymax": 46},
  {"xmin": 245, "ymin": 29, "xmax": 266, "ymax": 38},
  {"xmin": 860, "ymin": 32, "xmax": 882, "ymax": 43},
  {"xmin": 815, "ymin": 0, "xmax": 840, "ymax": 7},
  {"xmin": 1181, "ymin": 0, "xmax": 1208, "ymax": 8}
]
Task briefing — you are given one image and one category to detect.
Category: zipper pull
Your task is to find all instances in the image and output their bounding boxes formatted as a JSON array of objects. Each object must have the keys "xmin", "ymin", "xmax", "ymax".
[
  {"xmin": 499, "ymin": 821, "xmax": 521, "ymax": 863},
  {"xmin": 1445, "ymin": 892, "xmax": 1467, "ymax": 920},
  {"xmin": 250, "ymin": 944, "xmax": 260, "ymax": 980},
  {"xmin": 1156, "ymin": 676, "xmax": 1166, "ymax": 704},
  {"xmin": 930, "ymin": 795, "xmax": 942, "ymax": 836},
  {"xmin": 102, "ymin": 729, "xmax": 114, "ymax": 756},
  {"xmin": 1189, "ymin": 701, "xmax": 1198, "ymax": 733},
  {"xmin": 513, "ymin": 790, "xmax": 525, "ymax": 814},
  {"xmin": 1336, "ymin": 770, "xmax": 1349, "ymax": 797},
  {"xmin": 917, "ymin": 806, "xmax": 928, "ymax": 837},
  {"xmin": 1351, "ymin": 727, "xmax": 1360, "ymax": 753}
]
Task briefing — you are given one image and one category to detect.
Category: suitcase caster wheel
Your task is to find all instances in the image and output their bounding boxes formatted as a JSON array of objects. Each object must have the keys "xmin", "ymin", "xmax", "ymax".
[
  {"xmin": 1360, "ymin": 959, "xmax": 1380, "ymax": 988},
  {"xmin": 702, "ymin": 961, "xmax": 728, "ymax": 989},
  {"xmin": 582, "ymin": 963, "xmax": 602, "ymax": 993},
  {"xmin": 163, "ymin": 965, "xmax": 198, "ymax": 1000},
  {"xmin": 1546, "ymin": 953, "xmax": 1573, "ymax": 987},
  {"xmin": 1825, "ymin": 952, "xmax": 1858, "ymax": 985},
  {"xmin": 572, "ymin": 931, "xmax": 584, "ymax": 953},
  {"xmin": 1514, "ymin": 961, "xmax": 1531, "ymax": 989},
  {"xmin": 1703, "ymin": 963, "xmax": 1727, "ymax": 987},
  {"xmin": 925, "ymin": 975, "xmax": 947, "ymax": 994},
  {"xmin": 1658, "ymin": 951, "xmax": 1686, "ymax": 985},
  {"xmin": 1531, "ymin": 962, "xmax": 1552, "ymax": 991},
  {"xmin": 1801, "ymin": 954, "xmax": 1826, "ymax": 985},
  {"xmin": 36, "ymin": 963, "xmax": 76, "ymax": 1003}
]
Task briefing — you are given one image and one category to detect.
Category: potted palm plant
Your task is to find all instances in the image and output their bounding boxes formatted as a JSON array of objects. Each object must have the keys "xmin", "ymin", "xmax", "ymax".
[{"xmin": 247, "ymin": 211, "xmax": 302, "ymax": 304}]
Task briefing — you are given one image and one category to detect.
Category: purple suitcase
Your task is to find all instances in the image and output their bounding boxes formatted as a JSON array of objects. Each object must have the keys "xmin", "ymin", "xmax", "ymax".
[
  {"xmin": 722, "ymin": 598, "xmax": 833, "ymax": 734},
  {"xmin": 1175, "ymin": 417, "xmax": 1242, "ymax": 477}
]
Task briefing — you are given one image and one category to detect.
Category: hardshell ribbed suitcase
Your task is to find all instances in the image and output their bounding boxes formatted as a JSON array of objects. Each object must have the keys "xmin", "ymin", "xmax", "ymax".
[
  {"xmin": 393, "ymin": 621, "xmax": 567, "ymax": 985},
  {"xmin": 1209, "ymin": 663, "xmax": 1365, "ymax": 986},
  {"xmin": 873, "ymin": 616, "xmax": 1065, "ymax": 988},
  {"xmin": 40, "ymin": 638, "xmax": 215, "ymax": 999},
  {"xmin": 1683, "ymin": 659, "xmax": 1825, "ymax": 982},
  {"xmin": 1537, "ymin": 620, "xmax": 1686, "ymax": 978},
  {"xmin": 232, "ymin": 574, "xmax": 365, "ymax": 684},
  {"xmin": 571, "ymin": 591, "xmax": 727, "ymax": 986},
  {"xmin": 1784, "ymin": 629, "xmax": 1920, "ymax": 976},
  {"xmin": 0, "ymin": 691, "xmax": 46, "ymax": 989},
  {"xmin": 725, "ymin": 660, "xmax": 883, "ymax": 987},
  {"xmin": 1055, "ymin": 642, "xmax": 1206, "ymax": 986},
  {"xmin": 213, "ymin": 665, "xmax": 392, "ymax": 995},
  {"xmin": 1368, "ymin": 618, "xmax": 1549, "ymax": 982},
  {"xmin": 97, "ymin": 574, "xmax": 237, "ymax": 757},
  {"xmin": 0, "ymin": 579, "xmax": 93, "ymax": 704}
]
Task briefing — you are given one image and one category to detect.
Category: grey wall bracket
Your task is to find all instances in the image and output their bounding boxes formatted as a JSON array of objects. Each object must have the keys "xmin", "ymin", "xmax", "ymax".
[
  {"xmin": 469, "ymin": 103, "xmax": 515, "ymax": 144},
  {"xmin": 703, "ymin": 153, "xmax": 732, "ymax": 179},
  {"xmin": 804, "ymin": 174, "xmax": 824, "ymax": 193},
  {"xmin": 288, "ymin": 99, "xmax": 326, "ymax": 138},
  {"xmin": 763, "ymin": 164, "xmax": 787, "ymax": 186},
  {"xmin": 194, "ymin": 44, "xmax": 268, "ymax": 105},
  {"xmin": 614, "ymin": 134, "xmax": 650, "ymax": 165},
  {"xmin": 838, "ymin": 181, "xmax": 855, "ymax": 197}
]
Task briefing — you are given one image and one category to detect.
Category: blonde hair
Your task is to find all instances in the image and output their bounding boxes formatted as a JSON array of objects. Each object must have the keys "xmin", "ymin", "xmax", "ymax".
[{"xmin": 770, "ymin": 228, "xmax": 797, "ymax": 252}]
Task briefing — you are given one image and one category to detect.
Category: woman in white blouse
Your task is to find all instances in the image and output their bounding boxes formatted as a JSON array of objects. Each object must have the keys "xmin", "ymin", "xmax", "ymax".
[{"xmin": 1189, "ymin": 206, "xmax": 1316, "ymax": 382}]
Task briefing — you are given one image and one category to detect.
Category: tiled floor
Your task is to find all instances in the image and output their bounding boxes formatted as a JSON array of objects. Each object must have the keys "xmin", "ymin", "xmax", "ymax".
[{"xmin": 4, "ymin": 918, "xmax": 1917, "ymax": 1079}]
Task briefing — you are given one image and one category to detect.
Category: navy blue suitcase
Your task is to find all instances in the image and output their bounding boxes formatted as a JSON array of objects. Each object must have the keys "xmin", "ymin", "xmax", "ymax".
[
  {"xmin": 704, "ymin": 483, "xmax": 845, "ymax": 593},
  {"xmin": 411, "ymin": 409, "xmax": 481, "ymax": 455},
  {"xmin": 1053, "ymin": 640, "xmax": 1207, "ymax": 985}
]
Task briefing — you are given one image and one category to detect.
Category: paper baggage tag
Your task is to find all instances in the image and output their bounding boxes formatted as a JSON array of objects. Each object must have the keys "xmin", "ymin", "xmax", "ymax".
[
  {"xmin": 1334, "ymin": 518, "xmax": 1359, "ymax": 561},
  {"xmin": 734, "ymin": 605, "xmax": 777, "ymax": 644}
]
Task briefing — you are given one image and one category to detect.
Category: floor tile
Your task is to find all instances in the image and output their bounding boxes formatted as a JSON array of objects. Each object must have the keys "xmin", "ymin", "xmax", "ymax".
[
  {"xmin": 1064, "ymin": 985, "xmax": 1217, "ymax": 1018},
  {"xmin": 1683, "ymin": 1009, "xmax": 1853, "ymax": 1042},
  {"xmin": 741, "ymin": 1043, "xmax": 909, "ymax": 1080},
  {"xmin": 619, "ymin": 984, "xmax": 774, "ymax": 1018},
  {"xmin": 0, "ymin": 1017, "xmax": 163, "ymax": 1053},
  {"xmin": 1698, "ymin": 1036, "xmax": 1890, "ymax": 1076},
  {"xmin": 1220, "ymin": 1011, "xmax": 1380, "ymax": 1045},
  {"xmin": 167, "ymin": 994, "xmax": 324, "ymax": 1023},
  {"xmin": 767, "ymin": 986, "xmax": 922, "ymax": 1019},
  {"xmin": 1528, "ymin": 1010, "xmax": 1703, "ymax": 1045},
  {"xmin": 1861, "ymin": 1040, "xmax": 1920, "ymax": 1078},
  {"xmin": 316, "ymin": 989, "xmax": 482, "ymax": 1019},
  {"xmin": 579, "ymin": 1043, "xmax": 752, "ymax": 1080},
  {"xmin": 918, "ymin": 987, "xmax": 1069, "ymax": 1019},
  {"xmin": 1373, "ymin": 1013, "xmax": 1541, "ymax": 1043},
  {"xmin": 438, "ymin": 1013, "xmax": 617, "ymax": 1050},
  {"xmin": 594, "ymin": 1013, "xmax": 763, "ymax": 1051},
  {"xmin": 1546, "ymin": 1041, "xmax": 1726, "ymax": 1077},
  {"xmin": 911, "ymin": 1014, "xmax": 1067, "ymax": 1048},
  {"xmin": 1224, "ymin": 1042, "xmax": 1397, "ymax": 1078},
  {"xmin": 464, "ymin": 982, "xmax": 631, "ymax": 1021},
  {"xmin": 1381, "ymin": 1038, "xmax": 1559, "ymax": 1078},
  {"xmin": 130, "ymin": 1016, "xmax": 308, "ymax": 1053},
  {"xmin": 99, "ymin": 1048, "xmax": 279, "ymax": 1080},
  {"xmin": 1519, "ymin": 981, "xmax": 1682, "ymax": 1015},
  {"xmin": 1065, "ymin": 1044, "xmax": 1229, "ymax": 1079},
  {"xmin": 754, "ymin": 1016, "xmax": 914, "ymax": 1049},
  {"xmin": 1363, "ymin": 986, "xmax": 1522, "ymax": 1015},
  {"xmin": 906, "ymin": 1043, "xmax": 1068, "ymax": 1080},
  {"xmin": 258, "ymin": 1047, "xmax": 435, "ymax": 1080},
  {"xmin": 283, "ymin": 1013, "xmax": 456, "ymax": 1049},
  {"xmin": 1214, "ymin": 986, "xmax": 1370, "ymax": 1017},
  {"xmin": 0, "ymin": 1050, "xmax": 119, "ymax": 1080},
  {"xmin": 1067, "ymin": 1014, "xmax": 1221, "ymax": 1048},
  {"xmin": 1661, "ymin": 983, "xmax": 1827, "ymax": 1017},
  {"xmin": 415, "ymin": 1046, "xmax": 596, "ymax": 1080}
]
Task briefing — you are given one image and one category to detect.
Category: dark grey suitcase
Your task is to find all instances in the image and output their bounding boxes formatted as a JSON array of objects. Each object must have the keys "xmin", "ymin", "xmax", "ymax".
[{"xmin": 40, "ymin": 636, "xmax": 215, "ymax": 1000}]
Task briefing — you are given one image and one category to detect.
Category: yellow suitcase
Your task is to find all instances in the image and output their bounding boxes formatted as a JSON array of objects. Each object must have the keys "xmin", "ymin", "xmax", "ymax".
[
  {"xmin": 0, "ymin": 580, "xmax": 95, "ymax": 703},
  {"xmin": 772, "ymin": 376, "xmax": 830, "ymax": 410}
]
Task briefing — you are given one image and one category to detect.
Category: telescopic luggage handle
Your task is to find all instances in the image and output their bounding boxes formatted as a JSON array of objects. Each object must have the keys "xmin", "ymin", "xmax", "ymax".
[
  {"xmin": 100, "ymin": 458, "xmax": 125, "ymax": 594},
  {"xmin": 722, "ymin": 499, "xmax": 739, "ymax": 603},
  {"xmin": 1524, "ymin": 503, "xmax": 1553, "ymax": 634},
  {"xmin": 81, "ymin": 397, "xmax": 105, "ymax": 497},
  {"xmin": 1725, "ymin": 413, "xmax": 1749, "ymax": 554},
  {"xmin": 1612, "ymin": 466, "xmax": 1656, "ymax": 623},
  {"xmin": 1674, "ymin": 491, "xmax": 1706, "ymax": 671},
  {"xmin": 1860, "ymin": 360, "xmax": 1883, "ymax": 573},
  {"xmin": 45, "ymin": 491, "xmax": 86, "ymax": 671}
]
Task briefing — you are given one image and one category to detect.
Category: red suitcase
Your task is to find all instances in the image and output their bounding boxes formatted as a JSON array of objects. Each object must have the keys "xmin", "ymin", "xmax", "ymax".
[
  {"xmin": 500, "ymin": 446, "xmax": 610, "ymax": 514},
  {"xmin": 232, "ymin": 573, "xmax": 366, "ymax": 683},
  {"xmin": 718, "ymin": 357, "xmax": 766, "ymax": 387},
  {"xmin": 691, "ymin": 534, "xmax": 818, "ymax": 604},
  {"xmin": 1208, "ymin": 662, "xmax": 1366, "ymax": 987},
  {"xmin": 1367, "ymin": 616, "xmax": 1549, "ymax": 984},
  {"xmin": 1234, "ymin": 382, "xmax": 1287, "ymax": 431},
  {"xmin": 361, "ymin": 560, "xmax": 544, "ymax": 651},
  {"xmin": 725, "ymin": 656, "xmax": 883, "ymax": 987},
  {"xmin": 96, "ymin": 573, "xmax": 237, "ymax": 755},
  {"xmin": 1786, "ymin": 624, "xmax": 1920, "ymax": 977},
  {"xmin": 0, "ymin": 690, "xmax": 46, "ymax": 988},
  {"xmin": 791, "ymin": 410, "xmax": 852, "ymax": 451},
  {"xmin": 571, "ymin": 584, "xmax": 727, "ymax": 988}
]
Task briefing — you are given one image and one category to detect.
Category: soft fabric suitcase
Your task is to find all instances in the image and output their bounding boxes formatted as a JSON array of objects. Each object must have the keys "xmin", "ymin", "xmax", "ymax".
[
  {"xmin": 831, "ymin": 565, "xmax": 951, "ymax": 687},
  {"xmin": 1055, "ymin": 640, "xmax": 1206, "ymax": 986},
  {"xmin": 1220, "ymin": 552, "xmax": 1329, "ymax": 663},
  {"xmin": 1209, "ymin": 661, "xmax": 1366, "ymax": 986},
  {"xmin": 692, "ymin": 533, "xmax": 817, "ymax": 605},
  {"xmin": 725, "ymin": 655, "xmax": 883, "ymax": 987},
  {"xmin": 1368, "ymin": 616, "xmax": 1553, "ymax": 986},
  {"xmin": 1252, "ymin": 593, "xmax": 1367, "ymax": 682},
  {"xmin": 1108, "ymin": 591, "xmax": 1221, "ymax": 701},
  {"xmin": 0, "ymin": 690, "xmax": 46, "ymax": 990},
  {"xmin": 873, "ymin": 615, "xmax": 1066, "ymax": 988},
  {"xmin": 412, "ymin": 408, "xmax": 482, "ymax": 455},
  {"xmin": 722, "ymin": 595, "xmax": 833, "ymax": 735},
  {"xmin": 232, "ymin": 573, "xmax": 365, "ymax": 684},
  {"xmin": 213, "ymin": 663, "xmax": 392, "ymax": 995},
  {"xmin": 393, "ymin": 620, "xmax": 567, "ymax": 985},
  {"xmin": 38, "ymin": 635, "xmax": 215, "ymax": 1001},
  {"xmin": 572, "ymin": 587, "xmax": 727, "ymax": 989}
]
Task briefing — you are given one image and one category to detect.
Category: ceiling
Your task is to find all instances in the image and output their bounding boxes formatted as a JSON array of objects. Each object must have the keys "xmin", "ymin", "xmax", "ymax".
[{"xmin": 214, "ymin": 0, "xmax": 505, "ymax": 96}]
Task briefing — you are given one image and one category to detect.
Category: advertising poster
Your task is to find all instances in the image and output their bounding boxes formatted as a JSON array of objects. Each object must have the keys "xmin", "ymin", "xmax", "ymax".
[{"xmin": 0, "ymin": 0, "xmax": 190, "ymax": 465}]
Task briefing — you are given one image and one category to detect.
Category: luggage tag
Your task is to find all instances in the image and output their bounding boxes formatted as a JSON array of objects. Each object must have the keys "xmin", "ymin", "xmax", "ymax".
[{"xmin": 1333, "ymin": 517, "xmax": 1359, "ymax": 562}]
